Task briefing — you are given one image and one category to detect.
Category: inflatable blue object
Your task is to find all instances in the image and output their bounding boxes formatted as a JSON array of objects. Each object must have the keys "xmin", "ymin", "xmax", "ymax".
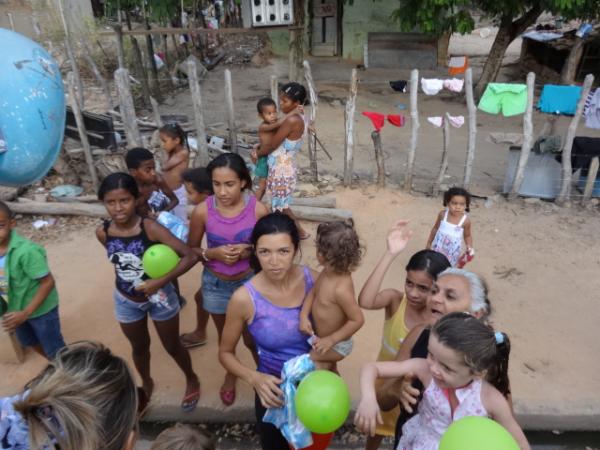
[{"xmin": 0, "ymin": 29, "xmax": 66, "ymax": 187}]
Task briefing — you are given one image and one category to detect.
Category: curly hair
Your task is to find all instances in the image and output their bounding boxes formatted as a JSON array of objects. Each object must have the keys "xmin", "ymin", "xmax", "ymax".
[{"xmin": 316, "ymin": 219, "xmax": 363, "ymax": 274}]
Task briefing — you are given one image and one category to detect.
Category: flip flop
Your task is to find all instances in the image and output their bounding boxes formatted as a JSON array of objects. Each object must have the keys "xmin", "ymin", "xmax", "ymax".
[
  {"xmin": 181, "ymin": 388, "xmax": 200, "ymax": 412},
  {"xmin": 219, "ymin": 388, "xmax": 236, "ymax": 407},
  {"xmin": 180, "ymin": 333, "xmax": 207, "ymax": 349},
  {"xmin": 137, "ymin": 387, "xmax": 150, "ymax": 419}
]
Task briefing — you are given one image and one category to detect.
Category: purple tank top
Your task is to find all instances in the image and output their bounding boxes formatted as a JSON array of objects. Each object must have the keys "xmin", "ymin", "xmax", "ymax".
[
  {"xmin": 205, "ymin": 194, "xmax": 257, "ymax": 276},
  {"xmin": 245, "ymin": 266, "xmax": 314, "ymax": 376}
]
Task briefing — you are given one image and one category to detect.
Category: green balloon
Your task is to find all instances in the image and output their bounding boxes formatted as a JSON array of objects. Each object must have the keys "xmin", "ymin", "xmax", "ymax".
[
  {"xmin": 439, "ymin": 416, "xmax": 520, "ymax": 450},
  {"xmin": 142, "ymin": 244, "xmax": 180, "ymax": 279},
  {"xmin": 295, "ymin": 370, "xmax": 351, "ymax": 434}
]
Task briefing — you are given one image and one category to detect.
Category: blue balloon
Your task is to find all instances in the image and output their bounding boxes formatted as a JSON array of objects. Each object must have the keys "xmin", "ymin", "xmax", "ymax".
[{"xmin": 0, "ymin": 29, "xmax": 66, "ymax": 187}]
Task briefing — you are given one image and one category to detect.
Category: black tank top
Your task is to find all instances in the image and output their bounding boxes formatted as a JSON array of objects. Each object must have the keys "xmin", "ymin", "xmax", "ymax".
[{"xmin": 103, "ymin": 218, "xmax": 156, "ymax": 300}]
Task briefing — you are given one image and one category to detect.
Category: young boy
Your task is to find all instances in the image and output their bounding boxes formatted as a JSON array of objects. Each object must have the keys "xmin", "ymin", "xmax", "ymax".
[
  {"xmin": 0, "ymin": 202, "xmax": 65, "ymax": 359},
  {"xmin": 299, "ymin": 220, "xmax": 365, "ymax": 370},
  {"xmin": 159, "ymin": 123, "xmax": 190, "ymax": 222},
  {"xmin": 180, "ymin": 167, "xmax": 213, "ymax": 349},
  {"xmin": 125, "ymin": 147, "xmax": 179, "ymax": 219},
  {"xmin": 254, "ymin": 98, "xmax": 303, "ymax": 201}
]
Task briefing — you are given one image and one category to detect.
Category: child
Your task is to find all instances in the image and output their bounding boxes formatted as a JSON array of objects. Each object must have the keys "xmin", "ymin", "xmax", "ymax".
[
  {"xmin": 355, "ymin": 312, "xmax": 530, "ymax": 450},
  {"xmin": 251, "ymin": 82, "xmax": 309, "ymax": 239},
  {"xmin": 96, "ymin": 172, "xmax": 200, "ymax": 412},
  {"xmin": 125, "ymin": 147, "xmax": 179, "ymax": 219},
  {"xmin": 151, "ymin": 423, "xmax": 215, "ymax": 450},
  {"xmin": 179, "ymin": 167, "xmax": 213, "ymax": 349},
  {"xmin": 0, "ymin": 201, "xmax": 65, "ymax": 359},
  {"xmin": 426, "ymin": 187, "xmax": 473, "ymax": 267},
  {"xmin": 254, "ymin": 98, "xmax": 303, "ymax": 201},
  {"xmin": 159, "ymin": 123, "xmax": 190, "ymax": 222},
  {"xmin": 299, "ymin": 220, "xmax": 365, "ymax": 369}
]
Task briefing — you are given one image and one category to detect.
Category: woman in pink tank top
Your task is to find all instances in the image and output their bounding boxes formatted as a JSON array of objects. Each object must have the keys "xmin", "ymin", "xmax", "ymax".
[{"xmin": 188, "ymin": 153, "xmax": 268, "ymax": 406}]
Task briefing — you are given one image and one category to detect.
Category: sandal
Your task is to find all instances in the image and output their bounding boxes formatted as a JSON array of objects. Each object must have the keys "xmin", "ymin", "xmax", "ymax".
[
  {"xmin": 219, "ymin": 388, "xmax": 236, "ymax": 407},
  {"xmin": 180, "ymin": 333, "xmax": 207, "ymax": 349},
  {"xmin": 181, "ymin": 388, "xmax": 201, "ymax": 413}
]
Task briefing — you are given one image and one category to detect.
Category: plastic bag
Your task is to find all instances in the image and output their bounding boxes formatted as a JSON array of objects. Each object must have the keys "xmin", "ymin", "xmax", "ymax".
[
  {"xmin": 157, "ymin": 211, "xmax": 189, "ymax": 242},
  {"xmin": 263, "ymin": 354, "xmax": 315, "ymax": 449}
]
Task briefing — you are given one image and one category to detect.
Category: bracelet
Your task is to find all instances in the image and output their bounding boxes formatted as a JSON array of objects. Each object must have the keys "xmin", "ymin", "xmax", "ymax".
[{"xmin": 201, "ymin": 248, "xmax": 211, "ymax": 262}]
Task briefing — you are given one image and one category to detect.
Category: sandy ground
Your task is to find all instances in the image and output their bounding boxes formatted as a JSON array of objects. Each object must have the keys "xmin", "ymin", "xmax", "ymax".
[{"xmin": 1, "ymin": 187, "xmax": 599, "ymax": 431}]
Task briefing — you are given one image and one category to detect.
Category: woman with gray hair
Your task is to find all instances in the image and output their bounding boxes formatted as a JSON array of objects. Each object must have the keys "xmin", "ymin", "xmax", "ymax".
[{"xmin": 356, "ymin": 268, "xmax": 496, "ymax": 447}]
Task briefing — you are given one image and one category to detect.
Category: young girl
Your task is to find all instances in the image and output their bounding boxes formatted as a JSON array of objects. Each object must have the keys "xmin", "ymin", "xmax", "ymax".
[
  {"xmin": 179, "ymin": 167, "xmax": 213, "ymax": 349},
  {"xmin": 96, "ymin": 172, "xmax": 200, "ymax": 413},
  {"xmin": 251, "ymin": 82, "xmax": 309, "ymax": 239},
  {"xmin": 355, "ymin": 312, "xmax": 530, "ymax": 450},
  {"xmin": 358, "ymin": 220, "xmax": 451, "ymax": 450},
  {"xmin": 159, "ymin": 123, "xmax": 190, "ymax": 222},
  {"xmin": 299, "ymin": 220, "xmax": 365, "ymax": 369},
  {"xmin": 188, "ymin": 153, "xmax": 268, "ymax": 406},
  {"xmin": 426, "ymin": 187, "xmax": 473, "ymax": 267}
]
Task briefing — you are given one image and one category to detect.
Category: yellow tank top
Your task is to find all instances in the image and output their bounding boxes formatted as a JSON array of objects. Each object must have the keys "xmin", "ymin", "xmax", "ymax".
[{"xmin": 377, "ymin": 294, "xmax": 409, "ymax": 362}]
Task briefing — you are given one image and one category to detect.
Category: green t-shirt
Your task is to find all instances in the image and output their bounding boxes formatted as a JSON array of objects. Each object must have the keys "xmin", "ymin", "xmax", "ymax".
[{"xmin": 6, "ymin": 231, "xmax": 59, "ymax": 318}]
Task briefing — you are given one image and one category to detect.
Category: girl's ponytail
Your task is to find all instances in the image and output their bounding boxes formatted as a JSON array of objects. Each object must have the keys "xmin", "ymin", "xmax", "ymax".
[{"xmin": 488, "ymin": 331, "xmax": 511, "ymax": 398}]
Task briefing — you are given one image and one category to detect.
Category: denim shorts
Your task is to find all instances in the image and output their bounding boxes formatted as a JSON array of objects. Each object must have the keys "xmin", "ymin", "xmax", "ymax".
[
  {"xmin": 114, "ymin": 283, "xmax": 180, "ymax": 323},
  {"xmin": 201, "ymin": 269, "xmax": 254, "ymax": 314},
  {"xmin": 15, "ymin": 306, "xmax": 66, "ymax": 359}
]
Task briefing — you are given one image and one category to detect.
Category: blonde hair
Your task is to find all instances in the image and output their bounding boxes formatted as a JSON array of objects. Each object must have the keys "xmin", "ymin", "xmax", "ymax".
[
  {"xmin": 13, "ymin": 341, "xmax": 138, "ymax": 450},
  {"xmin": 151, "ymin": 424, "xmax": 215, "ymax": 450}
]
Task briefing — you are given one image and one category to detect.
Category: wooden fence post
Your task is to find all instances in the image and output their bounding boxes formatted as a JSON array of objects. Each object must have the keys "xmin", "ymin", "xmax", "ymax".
[
  {"xmin": 463, "ymin": 68, "xmax": 477, "ymax": 189},
  {"xmin": 556, "ymin": 74, "xmax": 595, "ymax": 205},
  {"xmin": 150, "ymin": 96, "xmax": 163, "ymax": 128},
  {"xmin": 188, "ymin": 59, "xmax": 210, "ymax": 166},
  {"xmin": 404, "ymin": 69, "xmax": 419, "ymax": 191},
  {"xmin": 372, "ymin": 131, "xmax": 385, "ymax": 187},
  {"xmin": 343, "ymin": 69, "xmax": 358, "ymax": 187},
  {"xmin": 509, "ymin": 72, "xmax": 536, "ymax": 200},
  {"xmin": 303, "ymin": 60, "xmax": 318, "ymax": 182},
  {"xmin": 67, "ymin": 72, "xmax": 99, "ymax": 191},
  {"xmin": 114, "ymin": 24, "xmax": 126, "ymax": 69},
  {"xmin": 581, "ymin": 156, "xmax": 599, "ymax": 205},
  {"xmin": 6, "ymin": 12, "xmax": 15, "ymax": 31},
  {"xmin": 270, "ymin": 75, "xmax": 279, "ymax": 107},
  {"xmin": 58, "ymin": 0, "xmax": 84, "ymax": 108},
  {"xmin": 434, "ymin": 112, "xmax": 451, "ymax": 196},
  {"xmin": 79, "ymin": 37, "xmax": 114, "ymax": 112},
  {"xmin": 114, "ymin": 68, "xmax": 143, "ymax": 148},
  {"xmin": 224, "ymin": 69, "xmax": 237, "ymax": 153}
]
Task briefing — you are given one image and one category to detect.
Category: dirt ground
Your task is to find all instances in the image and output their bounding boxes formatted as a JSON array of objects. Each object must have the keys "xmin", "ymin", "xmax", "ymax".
[{"xmin": 1, "ymin": 187, "xmax": 599, "ymax": 430}]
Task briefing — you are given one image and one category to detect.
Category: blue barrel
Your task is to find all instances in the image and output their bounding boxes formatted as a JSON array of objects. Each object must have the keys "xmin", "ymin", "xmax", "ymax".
[{"xmin": 0, "ymin": 29, "xmax": 66, "ymax": 187}]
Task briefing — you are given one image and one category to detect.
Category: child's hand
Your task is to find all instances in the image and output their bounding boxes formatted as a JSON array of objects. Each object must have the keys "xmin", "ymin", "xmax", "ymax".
[
  {"xmin": 386, "ymin": 220, "xmax": 412, "ymax": 256},
  {"xmin": 354, "ymin": 397, "xmax": 383, "ymax": 437},
  {"xmin": 250, "ymin": 148, "xmax": 258, "ymax": 163},
  {"xmin": 299, "ymin": 315, "xmax": 314, "ymax": 335},
  {"xmin": 134, "ymin": 279, "xmax": 163, "ymax": 296},
  {"xmin": 397, "ymin": 372, "xmax": 421, "ymax": 413},
  {"xmin": 313, "ymin": 335, "xmax": 335, "ymax": 355},
  {"xmin": 2, "ymin": 311, "xmax": 29, "ymax": 332}
]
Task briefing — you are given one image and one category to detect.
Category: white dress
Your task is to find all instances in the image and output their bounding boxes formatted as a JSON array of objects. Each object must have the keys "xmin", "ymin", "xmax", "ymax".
[
  {"xmin": 431, "ymin": 209, "xmax": 467, "ymax": 266},
  {"xmin": 397, "ymin": 379, "xmax": 488, "ymax": 450}
]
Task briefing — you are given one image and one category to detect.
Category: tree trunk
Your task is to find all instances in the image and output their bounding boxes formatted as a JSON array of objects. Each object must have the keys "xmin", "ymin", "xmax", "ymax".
[
  {"xmin": 560, "ymin": 37, "xmax": 585, "ymax": 85},
  {"xmin": 474, "ymin": 7, "xmax": 542, "ymax": 99},
  {"xmin": 288, "ymin": 0, "xmax": 305, "ymax": 82}
]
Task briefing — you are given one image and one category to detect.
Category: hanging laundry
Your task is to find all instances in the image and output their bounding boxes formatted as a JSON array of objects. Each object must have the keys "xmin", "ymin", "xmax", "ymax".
[
  {"xmin": 362, "ymin": 111, "xmax": 385, "ymax": 131},
  {"xmin": 538, "ymin": 85, "xmax": 582, "ymax": 115},
  {"xmin": 584, "ymin": 89, "xmax": 600, "ymax": 129},
  {"xmin": 389, "ymin": 80, "xmax": 408, "ymax": 92},
  {"xmin": 448, "ymin": 115, "xmax": 465, "ymax": 128},
  {"xmin": 387, "ymin": 114, "xmax": 406, "ymax": 127},
  {"xmin": 478, "ymin": 83, "xmax": 528, "ymax": 117},
  {"xmin": 443, "ymin": 78, "xmax": 464, "ymax": 93},
  {"xmin": 421, "ymin": 78, "xmax": 444, "ymax": 95},
  {"xmin": 427, "ymin": 117, "xmax": 443, "ymax": 128}
]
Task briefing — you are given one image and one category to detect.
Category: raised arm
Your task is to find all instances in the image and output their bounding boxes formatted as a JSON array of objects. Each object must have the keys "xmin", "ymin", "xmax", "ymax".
[
  {"xmin": 219, "ymin": 287, "xmax": 284, "ymax": 408},
  {"xmin": 358, "ymin": 220, "xmax": 412, "ymax": 311},
  {"xmin": 162, "ymin": 150, "xmax": 188, "ymax": 171}
]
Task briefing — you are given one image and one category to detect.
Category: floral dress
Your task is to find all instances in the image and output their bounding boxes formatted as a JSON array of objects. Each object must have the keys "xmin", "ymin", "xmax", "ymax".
[{"xmin": 267, "ymin": 136, "xmax": 304, "ymax": 211}]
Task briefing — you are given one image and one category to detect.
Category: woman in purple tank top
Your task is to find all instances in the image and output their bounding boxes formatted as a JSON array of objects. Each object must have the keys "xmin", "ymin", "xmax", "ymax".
[
  {"xmin": 219, "ymin": 213, "xmax": 318, "ymax": 450},
  {"xmin": 188, "ymin": 153, "xmax": 268, "ymax": 406}
]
